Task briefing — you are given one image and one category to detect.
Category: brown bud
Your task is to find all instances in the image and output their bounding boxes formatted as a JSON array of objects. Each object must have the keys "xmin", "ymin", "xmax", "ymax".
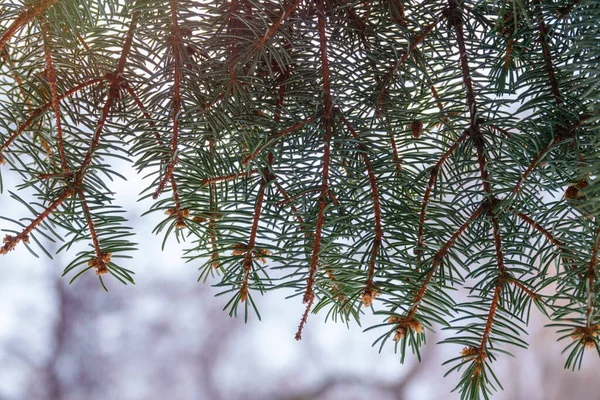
[{"xmin": 410, "ymin": 120, "xmax": 423, "ymax": 139}]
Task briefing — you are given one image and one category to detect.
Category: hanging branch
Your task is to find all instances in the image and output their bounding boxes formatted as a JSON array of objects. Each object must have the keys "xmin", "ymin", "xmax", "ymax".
[
  {"xmin": 390, "ymin": 205, "xmax": 485, "ymax": 339},
  {"xmin": 298, "ymin": 0, "xmax": 334, "ymax": 339},
  {"xmin": 337, "ymin": 114, "xmax": 383, "ymax": 307},
  {"xmin": 79, "ymin": 190, "xmax": 111, "ymax": 275},
  {"xmin": 241, "ymin": 115, "xmax": 318, "ymax": 165},
  {"xmin": 513, "ymin": 114, "xmax": 590, "ymax": 194},
  {"xmin": 41, "ymin": 20, "xmax": 68, "ymax": 172},
  {"xmin": 153, "ymin": 0, "xmax": 183, "ymax": 199},
  {"xmin": 447, "ymin": 0, "xmax": 509, "ymax": 373},
  {"xmin": 0, "ymin": 0, "xmax": 61, "ymax": 53},
  {"xmin": 239, "ymin": 160, "xmax": 274, "ymax": 302},
  {"xmin": 0, "ymin": 78, "xmax": 103, "ymax": 156},
  {"xmin": 416, "ymin": 130, "xmax": 468, "ymax": 265},
  {"xmin": 375, "ymin": 19, "xmax": 441, "ymax": 115},
  {"xmin": 533, "ymin": 0, "xmax": 562, "ymax": 105}
]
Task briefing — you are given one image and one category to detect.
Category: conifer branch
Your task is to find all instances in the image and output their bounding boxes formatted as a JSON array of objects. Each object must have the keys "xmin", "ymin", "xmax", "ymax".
[
  {"xmin": 78, "ymin": 190, "xmax": 111, "ymax": 275},
  {"xmin": 585, "ymin": 222, "xmax": 600, "ymax": 327},
  {"xmin": 302, "ymin": 0, "xmax": 333, "ymax": 307},
  {"xmin": 376, "ymin": 19, "xmax": 440, "ymax": 115},
  {"xmin": 0, "ymin": 0, "xmax": 61, "ymax": 53},
  {"xmin": 123, "ymin": 82, "xmax": 154, "ymax": 126},
  {"xmin": 200, "ymin": 169, "xmax": 259, "ymax": 185},
  {"xmin": 0, "ymin": 188, "xmax": 72, "ymax": 255},
  {"xmin": 337, "ymin": 114, "xmax": 383, "ymax": 306},
  {"xmin": 255, "ymin": 0, "xmax": 301, "ymax": 50},
  {"xmin": 513, "ymin": 114, "xmax": 590, "ymax": 194},
  {"xmin": 153, "ymin": 0, "xmax": 182, "ymax": 199},
  {"xmin": 402, "ymin": 205, "xmax": 485, "ymax": 322},
  {"xmin": 416, "ymin": 130, "xmax": 468, "ymax": 264},
  {"xmin": 241, "ymin": 115, "xmax": 317, "ymax": 165},
  {"xmin": 534, "ymin": 0, "xmax": 562, "ymax": 105},
  {"xmin": 0, "ymin": 78, "xmax": 103, "ymax": 155},
  {"xmin": 508, "ymin": 278, "xmax": 540, "ymax": 301},
  {"xmin": 41, "ymin": 21, "xmax": 68, "ymax": 172}
]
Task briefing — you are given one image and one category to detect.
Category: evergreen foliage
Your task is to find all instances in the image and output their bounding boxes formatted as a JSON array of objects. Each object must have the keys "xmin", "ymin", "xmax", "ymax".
[{"xmin": 1, "ymin": 0, "xmax": 599, "ymax": 397}]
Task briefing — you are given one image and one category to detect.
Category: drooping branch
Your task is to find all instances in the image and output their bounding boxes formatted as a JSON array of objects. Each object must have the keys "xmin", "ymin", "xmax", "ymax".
[
  {"xmin": 242, "ymin": 115, "xmax": 318, "ymax": 165},
  {"xmin": 416, "ymin": 130, "xmax": 468, "ymax": 264},
  {"xmin": 0, "ymin": 78, "xmax": 103, "ymax": 155},
  {"xmin": 533, "ymin": 0, "xmax": 562, "ymax": 105},
  {"xmin": 390, "ymin": 205, "xmax": 484, "ymax": 339},
  {"xmin": 41, "ymin": 21, "xmax": 68, "ymax": 172},
  {"xmin": 153, "ymin": 1, "xmax": 182, "ymax": 199},
  {"xmin": 0, "ymin": 0, "xmax": 61, "ymax": 53},
  {"xmin": 376, "ymin": 19, "xmax": 440, "ymax": 115},
  {"xmin": 79, "ymin": 190, "xmax": 111, "ymax": 275},
  {"xmin": 337, "ymin": 114, "xmax": 383, "ymax": 306},
  {"xmin": 513, "ymin": 114, "xmax": 590, "ymax": 194},
  {"xmin": 0, "ymin": 188, "xmax": 72, "ymax": 254},
  {"xmin": 298, "ymin": 0, "xmax": 334, "ymax": 339},
  {"xmin": 239, "ymin": 164, "xmax": 274, "ymax": 302}
]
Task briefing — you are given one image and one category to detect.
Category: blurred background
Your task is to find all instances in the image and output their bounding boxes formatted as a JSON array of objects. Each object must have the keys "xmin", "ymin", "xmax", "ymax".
[{"xmin": 1, "ymin": 163, "xmax": 600, "ymax": 400}]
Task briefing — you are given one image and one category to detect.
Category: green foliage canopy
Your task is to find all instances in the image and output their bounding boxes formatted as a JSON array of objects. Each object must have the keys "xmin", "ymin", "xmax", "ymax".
[{"xmin": 0, "ymin": 0, "xmax": 599, "ymax": 398}]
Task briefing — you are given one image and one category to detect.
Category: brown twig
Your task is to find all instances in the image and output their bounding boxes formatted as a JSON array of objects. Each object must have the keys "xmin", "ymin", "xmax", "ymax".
[
  {"xmin": 0, "ymin": 78, "xmax": 103, "ymax": 155},
  {"xmin": 241, "ymin": 115, "xmax": 317, "ymax": 165},
  {"xmin": 376, "ymin": 19, "xmax": 440, "ymax": 115},
  {"xmin": 416, "ymin": 131, "xmax": 469, "ymax": 265},
  {"xmin": 153, "ymin": 0, "xmax": 182, "ymax": 199},
  {"xmin": 0, "ymin": 0, "xmax": 61, "ymax": 53},
  {"xmin": 337, "ymin": 115, "xmax": 383, "ymax": 305},
  {"xmin": 41, "ymin": 21, "xmax": 69, "ymax": 172},
  {"xmin": 513, "ymin": 114, "xmax": 590, "ymax": 194},
  {"xmin": 302, "ymin": 0, "xmax": 334, "ymax": 308},
  {"xmin": 0, "ymin": 188, "xmax": 72, "ymax": 254}
]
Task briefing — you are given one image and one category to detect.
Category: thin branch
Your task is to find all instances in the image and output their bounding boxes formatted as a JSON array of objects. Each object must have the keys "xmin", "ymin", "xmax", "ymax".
[
  {"xmin": 337, "ymin": 114, "xmax": 383, "ymax": 305},
  {"xmin": 508, "ymin": 277, "xmax": 540, "ymax": 301},
  {"xmin": 78, "ymin": 11, "xmax": 139, "ymax": 175},
  {"xmin": 585, "ymin": 222, "xmax": 600, "ymax": 327},
  {"xmin": 404, "ymin": 204, "xmax": 484, "ymax": 321},
  {"xmin": 200, "ymin": 169, "xmax": 258, "ymax": 185},
  {"xmin": 513, "ymin": 114, "xmax": 590, "ymax": 193},
  {"xmin": 534, "ymin": 0, "xmax": 562, "ymax": 105},
  {"xmin": 376, "ymin": 19, "xmax": 440, "ymax": 115},
  {"xmin": 41, "ymin": 21, "xmax": 68, "ymax": 172},
  {"xmin": 0, "ymin": 188, "xmax": 72, "ymax": 254},
  {"xmin": 78, "ymin": 190, "xmax": 110, "ymax": 275},
  {"xmin": 0, "ymin": 78, "xmax": 103, "ymax": 154},
  {"xmin": 303, "ymin": 0, "xmax": 334, "ymax": 307},
  {"xmin": 254, "ymin": 0, "xmax": 301, "ymax": 51},
  {"xmin": 242, "ymin": 115, "xmax": 318, "ymax": 165},
  {"xmin": 416, "ymin": 131, "xmax": 468, "ymax": 264},
  {"xmin": 153, "ymin": 1, "xmax": 182, "ymax": 199},
  {"xmin": 240, "ymin": 165, "xmax": 273, "ymax": 302},
  {"xmin": 0, "ymin": 0, "xmax": 61, "ymax": 53},
  {"xmin": 295, "ymin": 292, "xmax": 314, "ymax": 341}
]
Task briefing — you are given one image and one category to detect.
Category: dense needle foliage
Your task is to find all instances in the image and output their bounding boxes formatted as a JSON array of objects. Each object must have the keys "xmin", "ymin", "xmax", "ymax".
[{"xmin": 0, "ymin": 0, "xmax": 599, "ymax": 397}]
